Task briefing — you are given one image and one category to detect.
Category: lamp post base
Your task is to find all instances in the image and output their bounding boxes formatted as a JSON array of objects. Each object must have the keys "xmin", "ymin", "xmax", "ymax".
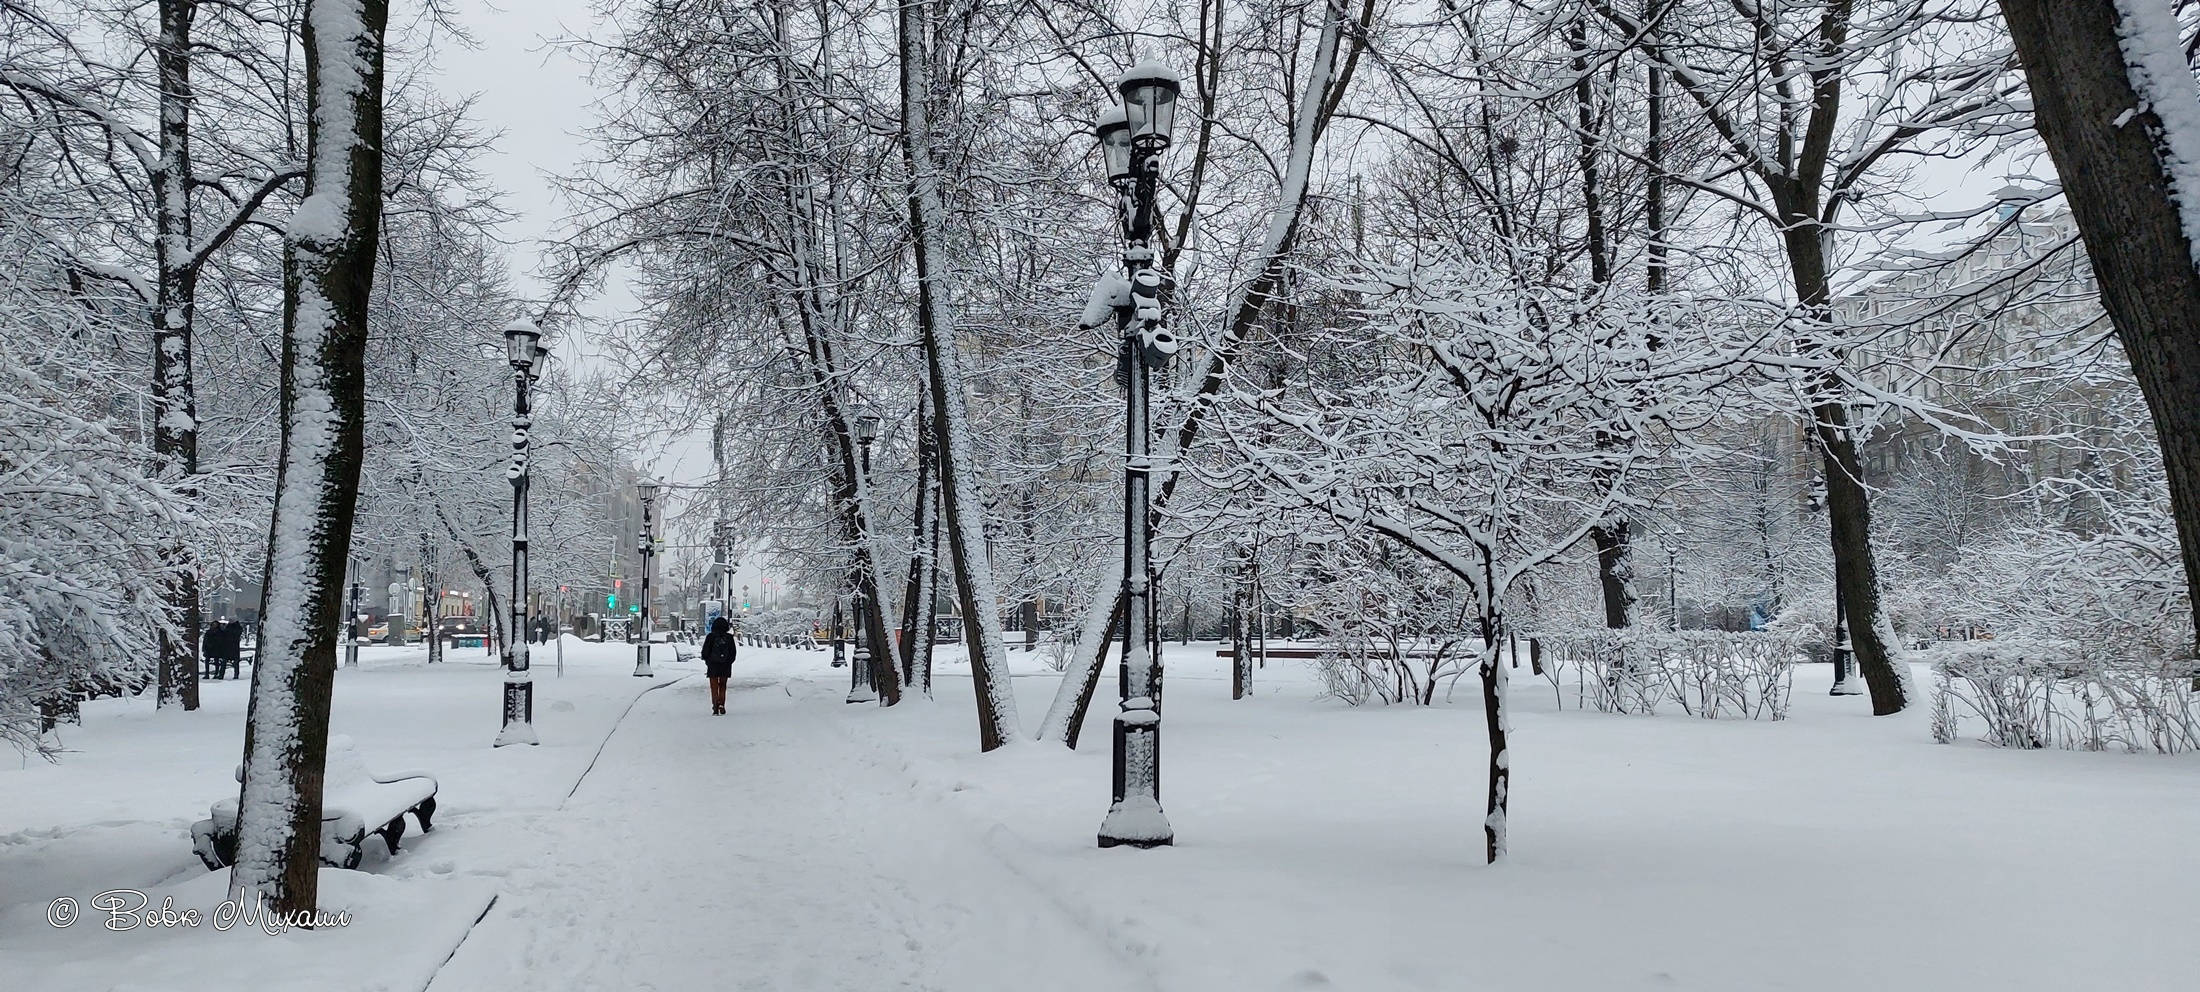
[
  {"xmin": 846, "ymin": 647, "xmax": 875, "ymax": 703},
  {"xmin": 494, "ymin": 679, "xmax": 537, "ymax": 747},
  {"xmin": 1097, "ymin": 798, "xmax": 1174, "ymax": 849},
  {"xmin": 633, "ymin": 643, "xmax": 654, "ymax": 678},
  {"xmin": 1830, "ymin": 635, "xmax": 1861, "ymax": 696},
  {"xmin": 1098, "ymin": 716, "xmax": 1171, "ymax": 848}
]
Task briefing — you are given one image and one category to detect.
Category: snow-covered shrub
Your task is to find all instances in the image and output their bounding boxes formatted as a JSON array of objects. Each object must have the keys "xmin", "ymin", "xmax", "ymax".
[
  {"xmin": 0, "ymin": 341, "xmax": 185, "ymax": 756},
  {"xmin": 1292, "ymin": 540, "xmax": 1477, "ymax": 706},
  {"xmin": 1925, "ymin": 640, "xmax": 2200, "ymax": 753},
  {"xmin": 1540, "ymin": 630, "xmax": 1802, "ymax": 720}
]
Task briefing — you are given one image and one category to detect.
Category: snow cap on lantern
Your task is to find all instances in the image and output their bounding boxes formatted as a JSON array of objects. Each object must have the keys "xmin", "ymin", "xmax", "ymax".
[
  {"xmin": 503, "ymin": 319, "xmax": 543, "ymax": 370},
  {"xmin": 1115, "ymin": 61, "xmax": 1181, "ymax": 148}
]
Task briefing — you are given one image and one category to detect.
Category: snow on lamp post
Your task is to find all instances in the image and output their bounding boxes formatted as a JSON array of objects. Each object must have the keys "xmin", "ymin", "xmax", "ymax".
[
  {"xmin": 495, "ymin": 318, "xmax": 544, "ymax": 747},
  {"xmin": 634, "ymin": 478, "xmax": 662, "ymax": 677},
  {"xmin": 1091, "ymin": 61, "xmax": 1179, "ymax": 850},
  {"xmin": 847, "ymin": 411, "xmax": 882, "ymax": 704},
  {"xmin": 1809, "ymin": 476, "xmax": 1862, "ymax": 696}
]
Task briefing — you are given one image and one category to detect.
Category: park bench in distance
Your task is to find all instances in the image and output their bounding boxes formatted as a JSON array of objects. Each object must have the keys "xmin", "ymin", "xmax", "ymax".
[{"xmin": 190, "ymin": 736, "xmax": 438, "ymax": 871}]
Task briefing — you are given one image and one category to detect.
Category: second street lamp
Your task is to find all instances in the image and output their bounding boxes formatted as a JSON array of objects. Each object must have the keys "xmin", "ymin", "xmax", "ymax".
[
  {"xmin": 633, "ymin": 478, "xmax": 662, "ymax": 678},
  {"xmin": 1809, "ymin": 477, "xmax": 1863, "ymax": 696},
  {"xmin": 495, "ymin": 318, "xmax": 544, "ymax": 747},
  {"xmin": 847, "ymin": 411, "xmax": 882, "ymax": 704},
  {"xmin": 1093, "ymin": 60, "xmax": 1181, "ymax": 850},
  {"xmin": 1667, "ymin": 543, "xmax": 1680, "ymax": 632}
]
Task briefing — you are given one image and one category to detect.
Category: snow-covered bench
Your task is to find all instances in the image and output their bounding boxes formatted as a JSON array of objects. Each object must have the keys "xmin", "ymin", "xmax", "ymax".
[{"xmin": 190, "ymin": 736, "xmax": 439, "ymax": 871}]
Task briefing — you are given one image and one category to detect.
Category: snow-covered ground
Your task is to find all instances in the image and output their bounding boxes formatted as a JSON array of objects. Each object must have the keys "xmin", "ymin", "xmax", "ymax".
[{"xmin": 3, "ymin": 638, "xmax": 2195, "ymax": 990}]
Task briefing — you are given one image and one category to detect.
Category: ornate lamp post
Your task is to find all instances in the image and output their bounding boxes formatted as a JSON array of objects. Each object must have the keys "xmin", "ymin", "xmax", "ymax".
[
  {"xmin": 494, "ymin": 319, "xmax": 544, "ymax": 747},
  {"xmin": 1092, "ymin": 61, "xmax": 1180, "ymax": 849},
  {"xmin": 1809, "ymin": 477, "xmax": 1863, "ymax": 696},
  {"xmin": 345, "ymin": 553, "xmax": 365, "ymax": 669},
  {"xmin": 633, "ymin": 478, "xmax": 662, "ymax": 677},
  {"xmin": 1667, "ymin": 543, "xmax": 1680, "ymax": 632},
  {"xmin": 847, "ymin": 411, "xmax": 882, "ymax": 704}
]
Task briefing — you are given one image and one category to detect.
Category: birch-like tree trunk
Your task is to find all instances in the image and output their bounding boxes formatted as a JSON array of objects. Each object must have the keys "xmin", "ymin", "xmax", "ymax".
[
  {"xmin": 1996, "ymin": 0, "xmax": 2200, "ymax": 657},
  {"xmin": 231, "ymin": 0, "xmax": 387, "ymax": 916},
  {"xmin": 899, "ymin": 393, "xmax": 938, "ymax": 695},
  {"xmin": 896, "ymin": 0, "xmax": 1018, "ymax": 748},
  {"xmin": 152, "ymin": 0, "xmax": 202, "ymax": 711}
]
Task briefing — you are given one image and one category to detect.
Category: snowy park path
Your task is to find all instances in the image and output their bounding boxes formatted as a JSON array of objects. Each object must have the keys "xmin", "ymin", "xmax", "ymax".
[{"xmin": 426, "ymin": 672, "xmax": 1153, "ymax": 992}]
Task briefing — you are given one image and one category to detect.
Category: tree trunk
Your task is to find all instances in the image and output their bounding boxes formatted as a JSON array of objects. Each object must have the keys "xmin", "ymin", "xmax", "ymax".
[
  {"xmin": 231, "ymin": 0, "xmax": 387, "ymax": 918},
  {"xmin": 1231, "ymin": 552, "xmax": 1252, "ymax": 699},
  {"xmin": 1478, "ymin": 611, "xmax": 1510, "ymax": 864},
  {"xmin": 153, "ymin": 0, "xmax": 202, "ymax": 712},
  {"xmin": 899, "ymin": 403, "xmax": 937, "ymax": 694},
  {"xmin": 1572, "ymin": 15, "xmax": 1637, "ymax": 630},
  {"xmin": 898, "ymin": 0, "xmax": 1016, "ymax": 748},
  {"xmin": 1785, "ymin": 222, "xmax": 1910, "ymax": 715},
  {"xmin": 1036, "ymin": 556, "xmax": 1123, "ymax": 748},
  {"xmin": 1998, "ymin": 0, "xmax": 2200, "ymax": 656}
]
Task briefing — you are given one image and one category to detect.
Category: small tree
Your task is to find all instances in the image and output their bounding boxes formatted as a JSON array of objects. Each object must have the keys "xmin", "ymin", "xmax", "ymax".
[{"xmin": 1222, "ymin": 255, "xmax": 1751, "ymax": 861}]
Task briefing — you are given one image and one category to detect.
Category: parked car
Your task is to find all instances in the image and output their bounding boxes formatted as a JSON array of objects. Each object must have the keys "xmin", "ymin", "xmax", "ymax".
[
  {"xmin": 367, "ymin": 620, "xmax": 424, "ymax": 641},
  {"xmin": 436, "ymin": 614, "xmax": 483, "ymax": 637}
]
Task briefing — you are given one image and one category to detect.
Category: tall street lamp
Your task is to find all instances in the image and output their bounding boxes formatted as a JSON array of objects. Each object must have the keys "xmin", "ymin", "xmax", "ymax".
[
  {"xmin": 848, "ymin": 411, "xmax": 882, "ymax": 704},
  {"xmin": 345, "ymin": 553, "xmax": 365, "ymax": 669},
  {"xmin": 1809, "ymin": 477, "xmax": 1862, "ymax": 696},
  {"xmin": 495, "ymin": 318, "xmax": 544, "ymax": 747},
  {"xmin": 1091, "ymin": 61, "xmax": 1180, "ymax": 850},
  {"xmin": 634, "ymin": 478, "xmax": 662, "ymax": 677},
  {"xmin": 1667, "ymin": 542, "xmax": 1680, "ymax": 632}
]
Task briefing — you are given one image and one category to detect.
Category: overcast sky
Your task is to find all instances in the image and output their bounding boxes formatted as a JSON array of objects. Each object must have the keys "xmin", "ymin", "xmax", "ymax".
[{"xmin": 427, "ymin": 1, "xmax": 760, "ymax": 602}]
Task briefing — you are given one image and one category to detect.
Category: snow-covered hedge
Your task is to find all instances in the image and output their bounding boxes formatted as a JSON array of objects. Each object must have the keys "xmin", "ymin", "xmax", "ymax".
[
  {"xmin": 1538, "ymin": 630, "xmax": 1802, "ymax": 720},
  {"xmin": 1926, "ymin": 640, "xmax": 2200, "ymax": 753}
]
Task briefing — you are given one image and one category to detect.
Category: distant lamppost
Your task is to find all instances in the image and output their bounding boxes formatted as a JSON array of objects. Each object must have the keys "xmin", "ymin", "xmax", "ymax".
[
  {"xmin": 848, "ymin": 411, "xmax": 882, "ymax": 704},
  {"xmin": 346, "ymin": 553, "xmax": 365, "ymax": 669},
  {"xmin": 1809, "ymin": 477, "xmax": 1862, "ymax": 696},
  {"xmin": 495, "ymin": 318, "xmax": 544, "ymax": 747},
  {"xmin": 1090, "ymin": 61, "xmax": 1181, "ymax": 850},
  {"xmin": 633, "ymin": 478, "xmax": 662, "ymax": 677},
  {"xmin": 1667, "ymin": 543, "xmax": 1680, "ymax": 632}
]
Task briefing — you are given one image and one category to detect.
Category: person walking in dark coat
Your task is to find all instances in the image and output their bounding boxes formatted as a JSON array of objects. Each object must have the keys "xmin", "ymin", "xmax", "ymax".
[
  {"xmin": 224, "ymin": 620, "xmax": 246, "ymax": 679},
  {"xmin": 201, "ymin": 623, "xmax": 225, "ymax": 680},
  {"xmin": 701, "ymin": 616, "xmax": 738, "ymax": 715}
]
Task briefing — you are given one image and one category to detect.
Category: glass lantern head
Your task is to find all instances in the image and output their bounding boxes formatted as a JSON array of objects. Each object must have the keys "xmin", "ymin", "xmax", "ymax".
[
  {"xmin": 1116, "ymin": 62, "xmax": 1182, "ymax": 150},
  {"xmin": 1094, "ymin": 105, "xmax": 1134, "ymax": 185},
  {"xmin": 503, "ymin": 319, "xmax": 543, "ymax": 370}
]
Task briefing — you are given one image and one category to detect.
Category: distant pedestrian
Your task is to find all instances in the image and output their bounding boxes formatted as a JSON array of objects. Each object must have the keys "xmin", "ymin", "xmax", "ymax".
[
  {"xmin": 701, "ymin": 616, "xmax": 737, "ymax": 715},
  {"xmin": 222, "ymin": 620, "xmax": 246, "ymax": 679},
  {"xmin": 201, "ymin": 623, "xmax": 223, "ymax": 679},
  {"xmin": 202, "ymin": 620, "xmax": 239, "ymax": 680}
]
